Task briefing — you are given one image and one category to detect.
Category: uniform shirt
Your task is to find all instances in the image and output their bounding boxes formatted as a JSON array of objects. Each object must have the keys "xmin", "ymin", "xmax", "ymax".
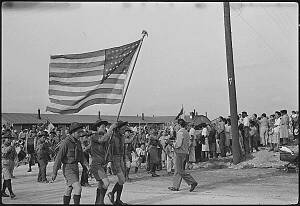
[
  {"xmin": 90, "ymin": 130, "xmax": 113, "ymax": 165},
  {"xmin": 53, "ymin": 135, "xmax": 86, "ymax": 175}
]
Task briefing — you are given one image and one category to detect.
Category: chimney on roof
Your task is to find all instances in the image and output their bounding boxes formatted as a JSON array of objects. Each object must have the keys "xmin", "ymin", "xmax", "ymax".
[
  {"xmin": 38, "ymin": 108, "xmax": 41, "ymax": 119},
  {"xmin": 205, "ymin": 112, "xmax": 207, "ymax": 117},
  {"xmin": 98, "ymin": 111, "xmax": 101, "ymax": 120}
]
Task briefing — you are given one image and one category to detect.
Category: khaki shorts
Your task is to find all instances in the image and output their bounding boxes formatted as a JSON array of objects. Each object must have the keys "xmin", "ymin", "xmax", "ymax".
[{"xmin": 91, "ymin": 164, "xmax": 107, "ymax": 181}]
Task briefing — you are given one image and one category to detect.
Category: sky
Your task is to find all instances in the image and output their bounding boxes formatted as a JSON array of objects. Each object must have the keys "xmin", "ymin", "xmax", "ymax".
[{"xmin": 2, "ymin": 2, "xmax": 298, "ymax": 120}]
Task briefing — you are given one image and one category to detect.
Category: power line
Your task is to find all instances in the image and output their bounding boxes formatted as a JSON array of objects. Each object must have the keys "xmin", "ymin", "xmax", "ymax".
[
  {"xmin": 261, "ymin": 7, "xmax": 290, "ymax": 42},
  {"xmin": 237, "ymin": 13, "xmax": 295, "ymax": 70}
]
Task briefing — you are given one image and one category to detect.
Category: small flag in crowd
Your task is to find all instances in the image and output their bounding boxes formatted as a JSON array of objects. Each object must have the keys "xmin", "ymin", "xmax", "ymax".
[
  {"xmin": 175, "ymin": 107, "xmax": 184, "ymax": 120},
  {"xmin": 46, "ymin": 40, "xmax": 141, "ymax": 114},
  {"xmin": 46, "ymin": 119, "xmax": 55, "ymax": 133}
]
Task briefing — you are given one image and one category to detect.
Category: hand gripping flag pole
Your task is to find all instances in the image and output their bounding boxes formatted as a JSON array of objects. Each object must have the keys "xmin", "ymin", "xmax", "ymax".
[{"xmin": 104, "ymin": 31, "xmax": 148, "ymax": 163}]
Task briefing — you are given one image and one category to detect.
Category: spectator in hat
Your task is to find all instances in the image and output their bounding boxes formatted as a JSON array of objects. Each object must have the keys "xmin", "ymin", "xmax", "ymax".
[
  {"xmin": 167, "ymin": 119, "xmax": 198, "ymax": 192},
  {"xmin": 36, "ymin": 131, "xmax": 51, "ymax": 183},
  {"xmin": 51, "ymin": 122, "xmax": 89, "ymax": 205},
  {"xmin": 208, "ymin": 123, "xmax": 217, "ymax": 159},
  {"xmin": 280, "ymin": 110, "xmax": 289, "ymax": 145},
  {"xmin": 25, "ymin": 125, "xmax": 38, "ymax": 172},
  {"xmin": 217, "ymin": 117, "xmax": 226, "ymax": 157},
  {"xmin": 90, "ymin": 119, "xmax": 118, "ymax": 204},
  {"xmin": 1, "ymin": 134, "xmax": 17, "ymax": 199},
  {"xmin": 147, "ymin": 130, "xmax": 162, "ymax": 177}
]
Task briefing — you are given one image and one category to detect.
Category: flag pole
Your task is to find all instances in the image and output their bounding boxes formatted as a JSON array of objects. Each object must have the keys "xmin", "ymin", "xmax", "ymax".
[
  {"xmin": 104, "ymin": 31, "xmax": 148, "ymax": 163},
  {"xmin": 115, "ymin": 30, "xmax": 148, "ymax": 121}
]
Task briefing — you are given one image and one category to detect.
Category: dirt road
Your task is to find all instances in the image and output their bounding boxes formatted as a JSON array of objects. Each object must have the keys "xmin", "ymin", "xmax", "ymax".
[{"xmin": 2, "ymin": 162, "xmax": 298, "ymax": 205}]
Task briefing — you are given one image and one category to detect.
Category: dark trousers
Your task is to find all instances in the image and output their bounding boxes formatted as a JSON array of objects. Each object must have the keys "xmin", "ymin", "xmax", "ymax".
[
  {"xmin": 173, "ymin": 153, "xmax": 197, "ymax": 189},
  {"xmin": 243, "ymin": 127, "xmax": 250, "ymax": 155},
  {"xmin": 250, "ymin": 135, "xmax": 259, "ymax": 152},
  {"xmin": 150, "ymin": 162, "xmax": 158, "ymax": 174},
  {"xmin": 80, "ymin": 152, "xmax": 89, "ymax": 185},
  {"xmin": 37, "ymin": 159, "xmax": 48, "ymax": 182},
  {"xmin": 219, "ymin": 132, "xmax": 226, "ymax": 157},
  {"xmin": 80, "ymin": 166, "xmax": 89, "ymax": 185},
  {"xmin": 195, "ymin": 143, "xmax": 202, "ymax": 163}
]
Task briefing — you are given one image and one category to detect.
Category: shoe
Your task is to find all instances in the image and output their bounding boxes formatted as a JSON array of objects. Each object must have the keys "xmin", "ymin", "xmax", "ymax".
[
  {"xmin": 27, "ymin": 169, "xmax": 32, "ymax": 172},
  {"xmin": 12, "ymin": 176, "xmax": 16, "ymax": 178},
  {"xmin": 190, "ymin": 182, "xmax": 198, "ymax": 192},
  {"xmin": 1, "ymin": 191, "xmax": 9, "ymax": 197},
  {"xmin": 167, "ymin": 172, "xmax": 173, "ymax": 176},
  {"xmin": 151, "ymin": 173, "xmax": 160, "ymax": 177},
  {"xmin": 107, "ymin": 192, "xmax": 114, "ymax": 204},
  {"xmin": 168, "ymin": 186, "xmax": 179, "ymax": 191},
  {"xmin": 115, "ymin": 200, "xmax": 128, "ymax": 205},
  {"xmin": 10, "ymin": 193, "xmax": 16, "ymax": 199}
]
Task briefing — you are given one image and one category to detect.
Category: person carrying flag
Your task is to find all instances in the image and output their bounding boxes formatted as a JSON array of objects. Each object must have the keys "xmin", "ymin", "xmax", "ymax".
[{"xmin": 89, "ymin": 120, "xmax": 118, "ymax": 204}]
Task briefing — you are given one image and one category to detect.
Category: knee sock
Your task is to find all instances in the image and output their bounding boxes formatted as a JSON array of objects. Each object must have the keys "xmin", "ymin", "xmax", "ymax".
[
  {"xmin": 111, "ymin": 182, "xmax": 119, "ymax": 195},
  {"xmin": 63, "ymin": 195, "xmax": 71, "ymax": 204},
  {"xmin": 95, "ymin": 188, "xmax": 101, "ymax": 204},
  {"xmin": 116, "ymin": 184, "xmax": 123, "ymax": 202},
  {"xmin": 2, "ymin": 180, "xmax": 7, "ymax": 193},
  {"xmin": 7, "ymin": 179, "xmax": 13, "ymax": 195},
  {"xmin": 73, "ymin": 194, "xmax": 81, "ymax": 205},
  {"xmin": 100, "ymin": 188, "xmax": 107, "ymax": 204}
]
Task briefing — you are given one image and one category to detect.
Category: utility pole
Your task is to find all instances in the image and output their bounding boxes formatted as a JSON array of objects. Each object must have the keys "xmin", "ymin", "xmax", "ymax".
[{"xmin": 223, "ymin": 2, "xmax": 242, "ymax": 164}]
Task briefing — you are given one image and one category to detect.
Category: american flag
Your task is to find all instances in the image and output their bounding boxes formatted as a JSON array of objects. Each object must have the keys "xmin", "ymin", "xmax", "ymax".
[{"xmin": 46, "ymin": 40, "xmax": 141, "ymax": 114}]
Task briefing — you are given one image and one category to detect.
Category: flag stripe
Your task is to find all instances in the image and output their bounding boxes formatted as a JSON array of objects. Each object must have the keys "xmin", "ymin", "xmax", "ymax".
[
  {"xmin": 49, "ymin": 93, "xmax": 123, "ymax": 107},
  {"xmin": 49, "ymin": 66, "xmax": 104, "ymax": 73},
  {"xmin": 49, "ymin": 83, "xmax": 124, "ymax": 92},
  {"xmin": 51, "ymin": 49, "xmax": 105, "ymax": 60},
  {"xmin": 50, "ymin": 54, "xmax": 105, "ymax": 64},
  {"xmin": 49, "ymin": 69, "xmax": 103, "ymax": 78},
  {"xmin": 49, "ymin": 87, "xmax": 123, "ymax": 97},
  {"xmin": 49, "ymin": 75, "xmax": 103, "ymax": 83},
  {"xmin": 46, "ymin": 98, "xmax": 121, "ymax": 114},
  {"xmin": 49, "ymin": 78, "xmax": 125, "ymax": 87},
  {"xmin": 50, "ymin": 60, "xmax": 105, "ymax": 69}
]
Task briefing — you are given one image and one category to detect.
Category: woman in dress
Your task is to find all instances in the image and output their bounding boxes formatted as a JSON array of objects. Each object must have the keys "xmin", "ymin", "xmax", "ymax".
[{"xmin": 201, "ymin": 123, "xmax": 210, "ymax": 160}]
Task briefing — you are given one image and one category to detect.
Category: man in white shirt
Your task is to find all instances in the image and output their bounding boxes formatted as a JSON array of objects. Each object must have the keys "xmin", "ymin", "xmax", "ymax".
[
  {"xmin": 242, "ymin": 111, "xmax": 250, "ymax": 155},
  {"xmin": 167, "ymin": 119, "xmax": 198, "ymax": 192}
]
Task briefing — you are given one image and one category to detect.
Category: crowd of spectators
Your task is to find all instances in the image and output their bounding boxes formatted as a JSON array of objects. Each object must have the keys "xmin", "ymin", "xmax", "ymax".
[{"xmin": 1, "ymin": 110, "xmax": 299, "ymax": 184}]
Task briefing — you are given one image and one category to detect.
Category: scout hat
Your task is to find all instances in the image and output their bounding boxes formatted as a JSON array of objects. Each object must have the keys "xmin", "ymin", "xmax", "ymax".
[
  {"xmin": 69, "ymin": 122, "xmax": 84, "ymax": 134},
  {"xmin": 116, "ymin": 121, "xmax": 128, "ymax": 129},
  {"xmin": 94, "ymin": 119, "xmax": 109, "ymax": 127}
]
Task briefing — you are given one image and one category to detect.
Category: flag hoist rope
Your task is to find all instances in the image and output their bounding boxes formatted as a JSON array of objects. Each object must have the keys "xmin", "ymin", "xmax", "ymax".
[{"xmin": 104, "ymin": 30, "xmax": 148, "ymax": 163}]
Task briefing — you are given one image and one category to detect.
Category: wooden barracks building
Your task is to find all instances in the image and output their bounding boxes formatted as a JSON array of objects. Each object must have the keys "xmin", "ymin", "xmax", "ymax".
[{"xmin": 2, "ymin": 110, "xmax": 211, "ymax": 132}]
